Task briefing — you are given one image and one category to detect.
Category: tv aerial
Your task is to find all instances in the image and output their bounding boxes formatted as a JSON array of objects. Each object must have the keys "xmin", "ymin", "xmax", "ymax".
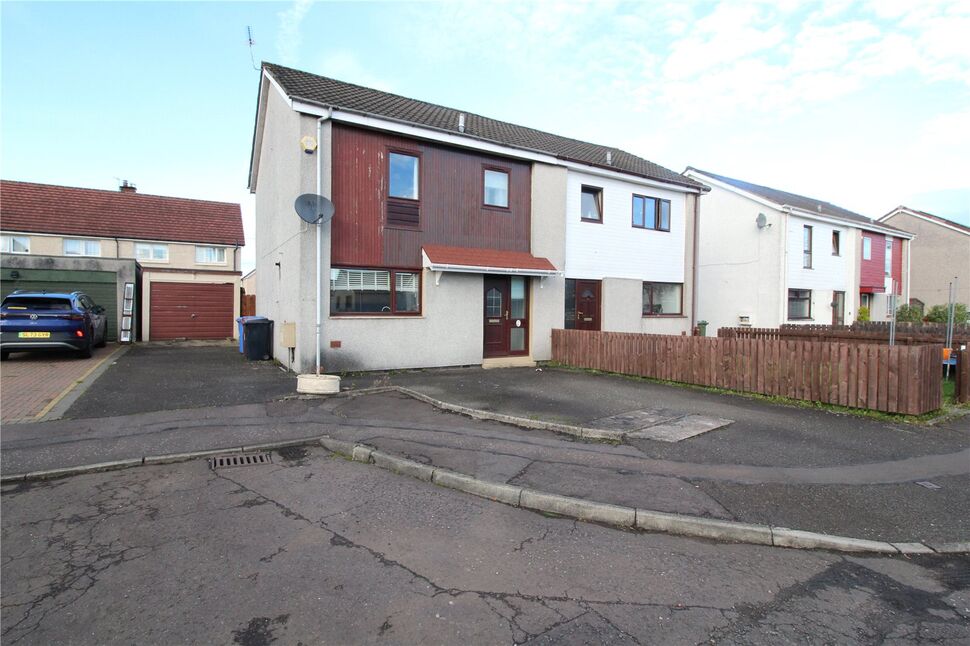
[{"xmin": 294, "ymin": 193, "xmax": 335, "ymax": 224}]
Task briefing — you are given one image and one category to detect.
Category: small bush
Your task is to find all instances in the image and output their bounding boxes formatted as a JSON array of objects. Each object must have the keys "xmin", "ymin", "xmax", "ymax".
[
  {"xmin": 925, "ymin": 303, "xmax": 968, "ymax": 325},
  {"xmin": 856, "ymin": 306, "xmax": 870, "ymax": 322},
  {"xmin": 895, "ymin": 304, "xmax": 923, "ymax": 323}
]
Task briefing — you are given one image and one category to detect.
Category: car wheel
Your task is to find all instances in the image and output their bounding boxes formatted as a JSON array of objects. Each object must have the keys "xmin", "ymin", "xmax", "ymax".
[
  {"xmin": 95, "ymin": 322, "xmax": 107, "ymax": 348},
  {"xmin": 78, "ymin": 337, "xmax": 93, "ymax": 359},
  {"xmin": 0, "ymin": 351, "xmax": 8, "ymax": 361}
]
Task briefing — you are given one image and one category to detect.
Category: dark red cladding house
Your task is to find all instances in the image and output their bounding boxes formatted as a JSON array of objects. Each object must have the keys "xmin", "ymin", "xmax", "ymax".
[{"xmin": 860, "ymin": 230, "xmax": 903, "ymax": 295}]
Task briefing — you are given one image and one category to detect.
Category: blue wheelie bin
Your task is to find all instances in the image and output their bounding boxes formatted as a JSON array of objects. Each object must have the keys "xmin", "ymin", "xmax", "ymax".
[{"xmin": 236, "ymin": 316, "xmax": 266, "ymax": 353}]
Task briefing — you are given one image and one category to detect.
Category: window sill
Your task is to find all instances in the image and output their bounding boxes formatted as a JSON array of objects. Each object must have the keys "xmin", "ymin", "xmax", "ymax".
[
  {"xmin": 788, "ymin": 318, "xmax": 814, "ymax": 321},
  {"xmin": 384, "ymin": 225, "xmax": 423, "ymax": 232},
  {"xmin": 643, "ymin": 314, "xmax": 686, "ymax": 318},
  {"xmin": 483, "ymin": 205, "xmax": 511, "ymax": 213},
  {"xmin": 580, "ymin": 218, "xmax": 603, "ymax": 224}
]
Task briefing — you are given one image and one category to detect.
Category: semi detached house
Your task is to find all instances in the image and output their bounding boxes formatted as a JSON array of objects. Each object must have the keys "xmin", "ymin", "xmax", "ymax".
[{"xmin": 250, "ymin": 63, "xmax": 706, "ymax": 372}]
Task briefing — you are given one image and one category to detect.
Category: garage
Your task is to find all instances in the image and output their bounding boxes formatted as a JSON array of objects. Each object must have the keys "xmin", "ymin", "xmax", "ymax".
[{"xmin": 149, "ymin": 282, "xmax": 234, "ymax": 340}]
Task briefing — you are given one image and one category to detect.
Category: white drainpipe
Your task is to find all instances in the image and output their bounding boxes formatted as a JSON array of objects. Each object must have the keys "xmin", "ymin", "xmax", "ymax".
[{"xmin": 315, "ymin": 109, "xmax": 332, "ymax": 375}]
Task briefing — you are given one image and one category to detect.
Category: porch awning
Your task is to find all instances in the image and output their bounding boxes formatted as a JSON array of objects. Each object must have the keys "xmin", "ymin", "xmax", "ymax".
[
  {"xmin": 422, "ymin": 245, "xmax": 560, "ymax": 277},
  {"xmin": 859, "ymin": 286, "xmax": 885, "ymax": 294}
]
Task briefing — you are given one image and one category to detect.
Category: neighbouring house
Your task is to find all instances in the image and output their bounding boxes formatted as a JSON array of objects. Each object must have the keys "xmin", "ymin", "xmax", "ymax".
[
  {"xmin": 683, "ymin": 169, "xmax": 913, "ymax": 332},
  {"xmin": 242, "ymin": 269, "xmax": 256, "ymax": 295},
  {"xmin": 249, "ymin": 63, "xmax": 705, "ymax": 373},
  {"xmin": 878, "ymin": 206, "xmax": 970, "ymax": 310},
  {"xmin": 0, "ymin": 180, "xmax": 245, "ymax": 341}
]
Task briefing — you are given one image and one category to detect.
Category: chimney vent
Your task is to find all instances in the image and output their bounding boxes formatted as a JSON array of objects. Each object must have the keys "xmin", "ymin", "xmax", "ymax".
[
  {"xmin": 119, "ymin": 180, "xmax": 137, "ymax": 193},
  {"xmin": 458, "ymin": 113, "xmax": 466, "ymax": 133},
  {"xmin": 606, "ymin": 151, "xmax": 612, "ymax": 165}
]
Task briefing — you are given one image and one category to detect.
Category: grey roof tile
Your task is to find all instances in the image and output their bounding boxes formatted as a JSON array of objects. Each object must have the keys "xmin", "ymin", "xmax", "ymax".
[{"xmin": 264, "ymin": 63, "xmax": 703, "ymax": 190}]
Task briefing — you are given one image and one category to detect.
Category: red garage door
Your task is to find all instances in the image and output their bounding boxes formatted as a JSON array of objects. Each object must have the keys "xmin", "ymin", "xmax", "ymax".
[{"xmin": 150, "ymin": 282, "xmax": 234, "ymax": 340}]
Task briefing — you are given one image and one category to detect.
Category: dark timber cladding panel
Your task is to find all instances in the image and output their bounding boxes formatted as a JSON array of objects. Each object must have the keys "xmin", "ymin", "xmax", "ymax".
[
  {"xmin": 149, "ymin": 282, "xmax": 234, "ymax": 340},
  {"xmin": 331, "ymin": 123, "xmax": 532, "ymax": 268}
]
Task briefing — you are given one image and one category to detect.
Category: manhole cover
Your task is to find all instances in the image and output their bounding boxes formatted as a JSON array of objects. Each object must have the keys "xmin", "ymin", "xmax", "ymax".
[{"xmin": 207, "ymin": 453, "xmax": 273, "ymax": 469}]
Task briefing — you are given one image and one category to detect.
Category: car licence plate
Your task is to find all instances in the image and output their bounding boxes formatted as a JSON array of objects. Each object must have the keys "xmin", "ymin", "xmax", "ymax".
[{"xmin": 18, "ymin": 331, "xmax": 51, "ymax": 338}]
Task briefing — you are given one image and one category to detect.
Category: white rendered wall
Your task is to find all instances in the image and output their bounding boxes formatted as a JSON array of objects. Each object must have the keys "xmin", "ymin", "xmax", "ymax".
[
  {"xmin": 694, "ymin": 183, "xmax": 784, "ymax": 332},
  {"xmin": 784, "ymin": 214, "xmax": 855, "ymax": 325}
]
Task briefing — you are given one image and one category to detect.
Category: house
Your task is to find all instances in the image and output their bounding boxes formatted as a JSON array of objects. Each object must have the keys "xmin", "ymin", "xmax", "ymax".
[
  {"xmin": 249, "ymin": 63, "xmax": 705, "ymax": 373},
  {"xmin": 683, "ymin": 169, "xmax": 913, "ymax": 332},
  {"xmin": 0, "ymin": 180, "xmax": 245, "ymax": 341},
  {"xmin": 878, "ymin": 206, "xmax": 969, "ymax": 310}
]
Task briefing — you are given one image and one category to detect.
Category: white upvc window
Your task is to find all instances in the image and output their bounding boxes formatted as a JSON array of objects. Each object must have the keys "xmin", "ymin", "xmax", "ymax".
[
  {"xmin": 884, "ymin": 238, "xmax": 892, "ymax": 276},
  {"xmin": 195, "ymin": 246, "xmax": 226, "ymax": 264},
  {"xmin": 863, "ymin": 237, "xmax": 872, "ymax": 260},
  {"xmin": 135, "ymin": 243, "xmax": 169, "ymax": 262},
  {"xmin": 64, "ymin": 238, "xmax": 101, "ymax": 257},
  {"xmin": 1, "ymin": 235, "xmax": 30, "ymax": 254}
]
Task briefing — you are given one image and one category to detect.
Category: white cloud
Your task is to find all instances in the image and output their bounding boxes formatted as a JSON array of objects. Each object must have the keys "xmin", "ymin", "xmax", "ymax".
[{"xmin": 276, "ymin": 0, "xmax": 313, "ymax": 65}]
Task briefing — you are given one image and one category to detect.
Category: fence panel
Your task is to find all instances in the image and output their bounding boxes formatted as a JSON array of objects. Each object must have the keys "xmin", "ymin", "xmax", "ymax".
[{"xmin": 552, "ymin": 329, "xmax": 942, "ymax": 415}]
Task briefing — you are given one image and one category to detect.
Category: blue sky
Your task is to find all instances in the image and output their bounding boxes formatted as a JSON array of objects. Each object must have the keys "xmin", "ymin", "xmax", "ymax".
[{"xmin": 3, "ymin": 1, "xmax": 968, "ymax": 273}]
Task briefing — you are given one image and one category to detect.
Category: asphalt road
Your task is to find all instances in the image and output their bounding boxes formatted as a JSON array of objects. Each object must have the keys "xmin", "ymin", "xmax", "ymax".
[{"xmin": 2, "ymin": 446, "xmax": 968, "ymax": 645}]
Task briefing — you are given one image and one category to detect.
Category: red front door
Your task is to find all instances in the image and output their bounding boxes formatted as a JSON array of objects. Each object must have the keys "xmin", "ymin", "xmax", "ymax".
[
  {"xmin": 483, "ymin": 276, "xmax": 529, "ymax": 358},
  {"xmin": 574, "ymin": 280, "xmax": 601, "ymax": 331}
]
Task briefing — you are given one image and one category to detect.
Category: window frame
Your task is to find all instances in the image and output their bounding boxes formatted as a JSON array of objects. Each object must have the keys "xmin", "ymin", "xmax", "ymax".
[
  {"xmin": 135, "ymin": 242, "xmax": 169, "ymax": 263},
  {"xmin": 831, "ymin": 230, "xmax": 840, "ymax": 256},
  {"xmin": 787, "ymin": 288, "xmax": 813, "ymax": 320},
  {"xmin": 862, "ymin": 236, "xmax": 872, "ymax": 260},
  {"xmin": 329, "ymin": 266, "xmax": 423, "ymax": 317},
  {"xmin": 482, "ymin": 165, "xmax": 511, "ymax": 210},
  {"xmin": 641, "ymin": 281, "xmax": 684, "ymax": 317},
  {"xmin": 63, "ymin": 238, "xmax": 101, "ymax": 257},
  {"xmin": 884, "ymin": 238, "xmax": 892, "ymax": 276},
  {"xmin": 631, "ymin": 194, "xmax": 671, "ymax": 232},
  {"xmin": 1, "ymin": 235, "xmax": 30, "ymax": 254},
  {"xmin": 802, "ymin": 225, "xmax": 813, "ymax": 269},
  {"xmin": 580, "ymin": 185, "xmax": 603, "ymax": 223},
  {"xmin": 387, "ymin": 149, "xmax": 421, "ymax": 202},
  {"xmin": 195, "ymin": 245, "xmax": 227, "ymax": 265}
]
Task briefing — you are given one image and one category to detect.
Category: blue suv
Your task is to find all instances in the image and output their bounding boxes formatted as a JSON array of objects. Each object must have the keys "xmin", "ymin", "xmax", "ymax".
[{"xmin": 0, "ymin": 291, "xmax": 108, "ymax": 360}]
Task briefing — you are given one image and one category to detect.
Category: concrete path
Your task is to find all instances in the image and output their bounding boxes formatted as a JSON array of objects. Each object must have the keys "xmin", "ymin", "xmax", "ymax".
[{"xmin": 4, "ymin": 390, "xmax": 968, "ymax": 542}]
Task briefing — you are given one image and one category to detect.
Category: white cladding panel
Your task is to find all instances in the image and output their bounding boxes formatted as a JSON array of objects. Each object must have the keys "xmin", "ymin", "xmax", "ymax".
[
  {"xmin": 564, "ymin": 170, "xmax": 686, "ymax": 282},
  {"xmin": 786, "ymin": 214, "xmax": 851, "ymax": 291}
]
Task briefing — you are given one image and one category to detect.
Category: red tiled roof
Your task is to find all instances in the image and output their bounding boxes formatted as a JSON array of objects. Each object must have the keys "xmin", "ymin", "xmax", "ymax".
[
  {"xmin": 0, "ymin": 180, "xmax": 244, "ymax": 246},
  {"xmin": 423, "ymin": 245, "xmax": 557, "ymax": 271}
]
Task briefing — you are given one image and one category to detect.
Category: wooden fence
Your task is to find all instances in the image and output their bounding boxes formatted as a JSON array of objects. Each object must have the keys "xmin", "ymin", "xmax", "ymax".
[
  {"xmin": 720, "ymin": 323, "xmax": 970, "ymax": 347},
  {"xmin": 956, "ymin": 349, "xmax": 970, "ymax": 404},
  {"xmin": 240, "ymin": 294, "xmax": 256, "ymax": 317},
  {"xmin": 552, "ymin": 329, "xmax": 943, "ymax": 415}
]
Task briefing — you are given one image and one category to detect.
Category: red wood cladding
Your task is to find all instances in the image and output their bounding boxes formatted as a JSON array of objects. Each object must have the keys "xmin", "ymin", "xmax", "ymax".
[
  {"xmin": 150, "ymin": 282, "xmax": 234, "ymax": 340},
  {"xmin": 860, "ymin": 231, "xmax": 885, "ymax": 291},
  {"xmin": 330, "ymin": 124, "xmax": 532, "ymax": 268},
  {"xmin": 891, "ymin": 237, "xmax": 903, "ymax": 294}
]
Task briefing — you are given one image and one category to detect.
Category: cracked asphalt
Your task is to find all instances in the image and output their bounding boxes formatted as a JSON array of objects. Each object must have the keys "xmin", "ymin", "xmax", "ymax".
[{"xmin": 2, "ymin": 445, "xmax": 968, "ymax": 645}]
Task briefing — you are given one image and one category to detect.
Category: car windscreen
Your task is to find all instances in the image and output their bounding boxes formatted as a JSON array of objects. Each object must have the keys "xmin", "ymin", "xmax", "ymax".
[{"xmin": 1, "ymin": 297, "xmax": 74, "ymax": 311}]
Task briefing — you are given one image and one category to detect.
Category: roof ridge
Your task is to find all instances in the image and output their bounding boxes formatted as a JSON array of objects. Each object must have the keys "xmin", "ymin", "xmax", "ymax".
[{"xmin": 0, "ymin": 179, "xmax": 240, "ymax": 209}]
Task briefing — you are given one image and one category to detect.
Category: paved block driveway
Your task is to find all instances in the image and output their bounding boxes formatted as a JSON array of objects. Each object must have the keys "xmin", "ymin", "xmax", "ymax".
[{"xmin": 0, "ymin": 345, "xmax": 120, "ymax": 423}]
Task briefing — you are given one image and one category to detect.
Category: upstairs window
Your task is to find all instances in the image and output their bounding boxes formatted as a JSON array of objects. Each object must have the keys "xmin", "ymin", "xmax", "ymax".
[
  {"xmin": 483, "ymin": 168, "xmax": 509, "ymax": 208},
  {"xmin": 884, "ymin": 238, "xmax": 892, "ymax": 276},
  {"xmin": 196, "ymin": 246, "xmax": 226, "ymax": 264},
  {"xmin": 1, "ymin": 235, "xmax": 29, "ymax": 254},
  {"xmin": 863, "ymin": 237, "xmax": 872, "ymax": 260},
  {"xmin": 580, "ymin": 186, "xmax": 602, "ymax": 222},
  {"xmin": 135, "ymin": 243, "xmax": 169, "ymax": 262},
  {"xmin": 832, "ymin": 231, "xmax": 840, "ymax": 256},
  {"xmin": 64, "ymin": 238, "xmax": 101, "ymax": 257},
  {"xmin": 632, "ymin": 195, "xmax": 671, "ymax": 231},
  {"xmin": 389, "ymin": 152, "xmax": 419, "ymax": 200},
  {"xmin": 802, "ymin": 225, "xmax": 813, "ymax": 268}
]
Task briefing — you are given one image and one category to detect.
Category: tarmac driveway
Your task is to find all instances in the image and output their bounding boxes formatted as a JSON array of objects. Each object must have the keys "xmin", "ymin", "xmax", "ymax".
[{"xmin": 62, "ymin": 342, "xmax": 296, "ymax": 419}]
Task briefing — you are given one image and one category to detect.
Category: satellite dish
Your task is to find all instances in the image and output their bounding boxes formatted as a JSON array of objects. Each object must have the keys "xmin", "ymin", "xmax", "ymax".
[
  {"xmin": 295, "ymin": 193, "xmax": 335, "ymax": 224},
  {"xmin": 756, "ymin": 212, "xmax": 768, "ymax": 229}
]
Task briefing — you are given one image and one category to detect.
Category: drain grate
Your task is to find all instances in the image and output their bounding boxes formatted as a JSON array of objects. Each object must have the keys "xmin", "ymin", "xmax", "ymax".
[
  {"xmin": 207, "ymin": 453, "xmax": 273, "ymax": 469},
  {"xmin": 915, "ymin": 480, "xmax": 942, "ymax": 490}
]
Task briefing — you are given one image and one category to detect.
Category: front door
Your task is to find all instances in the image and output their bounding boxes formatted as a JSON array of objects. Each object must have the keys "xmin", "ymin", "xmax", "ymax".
[
  {"xmin": 483, "ymin": 276, "xmax": 529, "ymax": 358},
  {"xmin": 832, "ymin": 291, "xmax": 845, "ymax": 326},
  {"xmin": 574, "ymin": 279, "xmax": 601, "ymax": 331}
]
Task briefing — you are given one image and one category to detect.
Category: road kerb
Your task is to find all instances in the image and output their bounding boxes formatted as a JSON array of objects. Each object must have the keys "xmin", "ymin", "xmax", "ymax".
[
  {"xmin": 771, "ymin": 527, "xmax": 899, "ymax": 553},
  {"xmin": 370, "ymin": 450, "xmax": 435, "ymax": 482},
  {"xmin": 432, "ymin": 469, "xmax": 522, "ymax": 506},
  {"xmin": 635, "ymin": 510, "xmax": 773, "ymax": 545},
  {"xmin": 351, "ymin": 445, "xmax": 374, "ymax": 463},
  {"xmin": 15, "ymin": 458, "xmax": 145, "ymax": 482},
  {"xmin": 319, "ymin": 437, "xmax": 357, "ymax": 457},
  {"xmin": 143, "ymin": 448, "xmax": 243, "ymax": 465},
  {"xmin": 925, "ymin": 542, "xmax": 970, "ymax": 554},
  {"xmin": 891, "ymin": 542, "xmax": 936, "ymax": 554},
  {"xmin": 520, "ymin": 489, "xmax": 636, "ymax": 527}
]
